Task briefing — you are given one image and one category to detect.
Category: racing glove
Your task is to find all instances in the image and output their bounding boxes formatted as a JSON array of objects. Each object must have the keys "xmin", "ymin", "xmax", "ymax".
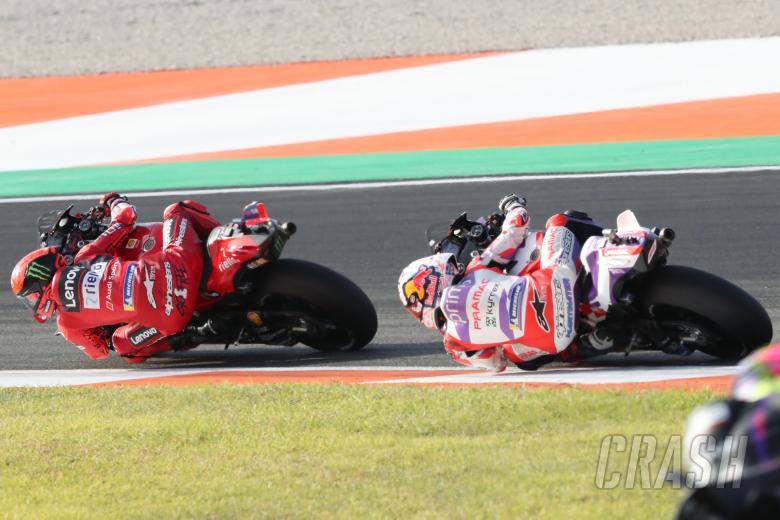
[
  {"xmin": 100, "ymin": 192, "xmax": 127, "ymax": 212},
  {"xmin": 99, "ymin": 192, "xmax": 135, "ymax": 226},
  {"xmin": 498, "ymin": 194, "xmax": 527, "ymax": 215}
]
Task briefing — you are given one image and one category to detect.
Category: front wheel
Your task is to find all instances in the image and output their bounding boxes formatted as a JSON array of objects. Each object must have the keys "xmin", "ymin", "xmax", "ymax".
[
  {"xmin": 249, "ymin": 259, "xmax": 377, "ymax": 351},
  {"xmin": 636, "ymin": 265, "xmax": 773, "ymax": 359}
]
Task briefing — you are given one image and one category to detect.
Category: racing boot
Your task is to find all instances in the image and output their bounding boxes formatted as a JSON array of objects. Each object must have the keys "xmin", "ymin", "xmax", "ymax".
[{"xmin": 566, "ymin": 323, "xmax": 632, "ymax": 361}]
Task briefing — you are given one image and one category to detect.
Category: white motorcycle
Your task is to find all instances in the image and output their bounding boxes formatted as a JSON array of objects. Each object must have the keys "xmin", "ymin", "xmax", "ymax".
[{"xmin": 427, "ymin": 209, "xmax": 773, "ymax": 359}]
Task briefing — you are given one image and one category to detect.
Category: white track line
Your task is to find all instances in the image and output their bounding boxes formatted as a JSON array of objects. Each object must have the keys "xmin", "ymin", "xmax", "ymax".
[
  {"xmin": 369, "ymin": 365, "xmax": 738, "ymax": 385},
  {"xmin": 0, "ymin": 365, "xmax": 737, "ymax": 387},
  {"xmin": 1, "ymin": 165, "xmax": 778, "ymax": 204}
]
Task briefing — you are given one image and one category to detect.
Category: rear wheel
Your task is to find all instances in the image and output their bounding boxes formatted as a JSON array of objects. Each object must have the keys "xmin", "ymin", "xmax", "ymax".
[
  {"xmin": 249, "ymin": 259, "xmax": 377, "ymax": 351},
  {"xmin": 636, "ymin": 265, "xmax": 773, "ymax": 359}
]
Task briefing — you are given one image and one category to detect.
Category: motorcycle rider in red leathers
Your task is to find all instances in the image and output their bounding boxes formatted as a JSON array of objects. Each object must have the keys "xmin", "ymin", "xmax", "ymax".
[
  {"xmin": 11, "ymin": 193, "xmax": 220, "ymax": 362},
  {"xmin": 398, "ymin": 194, "xmax": 607, "ymax": 372}
]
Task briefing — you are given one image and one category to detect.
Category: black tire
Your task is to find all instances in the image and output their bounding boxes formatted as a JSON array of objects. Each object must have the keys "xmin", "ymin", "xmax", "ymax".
[
  {"xmin": 637, "ymin": 265, "xmax": 773, "ymax": 359},
  {"xmin": 249, "ymin": 259, "xmax": 377, "ymax": 351}
]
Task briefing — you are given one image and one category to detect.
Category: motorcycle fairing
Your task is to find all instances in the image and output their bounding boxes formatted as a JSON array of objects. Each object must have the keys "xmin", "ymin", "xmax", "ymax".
[
  {"xmin": 580, "ymin": 210, "xmax": 659, "ymax": 311},
  {"xmin": 204, "ymin": 225, "xmax": 270, "ymax": 297}
]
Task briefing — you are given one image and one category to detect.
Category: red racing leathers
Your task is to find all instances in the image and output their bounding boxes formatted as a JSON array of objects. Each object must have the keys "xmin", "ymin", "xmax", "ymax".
[
  {"xmin": 51, "ymin": 199, "xmax": 219, "ymax": 362},
  {"xmin": 439, "ymin": 207, "xmax": 580, "ymax": 371}
]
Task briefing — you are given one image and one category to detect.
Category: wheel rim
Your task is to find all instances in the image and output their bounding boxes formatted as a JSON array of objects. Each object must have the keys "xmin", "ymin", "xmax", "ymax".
[
  {"xmin": 259, "ymin": 294, "xmax": 356, "ymax": 350},
  {"xmin": 647, "ymin": 304, "xmax": 745, "ymax": 357}
]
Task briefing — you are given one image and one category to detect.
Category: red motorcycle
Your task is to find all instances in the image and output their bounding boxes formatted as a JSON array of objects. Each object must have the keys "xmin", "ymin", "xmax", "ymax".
[{"xmin": 37, "ymin": 201, "xmax": 377, "ymax": 352}]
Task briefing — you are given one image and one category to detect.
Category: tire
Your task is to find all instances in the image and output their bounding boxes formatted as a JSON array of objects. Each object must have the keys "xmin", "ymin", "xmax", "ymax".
[
  {"xmin": 636, "ymin": 265, "xmax": 773, "ymax": 359},
  {"xmin": 249, "ymin": 259, "xmax": 377, "ymax": 351}
]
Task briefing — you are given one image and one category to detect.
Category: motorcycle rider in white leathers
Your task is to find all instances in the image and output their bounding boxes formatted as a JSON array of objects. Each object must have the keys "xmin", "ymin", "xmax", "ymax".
[{"xmin": 398, "ymin": 195, "xmax": 606, "ymax": 372}]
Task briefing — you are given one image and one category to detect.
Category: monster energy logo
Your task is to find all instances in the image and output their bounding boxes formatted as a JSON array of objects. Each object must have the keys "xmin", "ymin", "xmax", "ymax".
[{"xmin": 27, "ymin": 261, "xmax": 52, "ymax": 281}]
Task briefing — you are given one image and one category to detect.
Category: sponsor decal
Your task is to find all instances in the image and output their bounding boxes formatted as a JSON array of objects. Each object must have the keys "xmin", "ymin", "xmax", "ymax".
[
  {"xmin": 602, "ymin": 245, "xmax": 643, "ymax": 257},
  {"xmin": 164, "ymin": 261, "xmax": 174, "ymax": 316},
  {"xmin": 554, "ymin": 278, "xmax": 575, "ymax": 339},
  {"xmin": 163, "ymin": 219, "xmax": 174, "ymax": 246},
  {"xmin": 123, "ymin": 264, "xmax": 137, "ymax": 311},
  {"xmin": 484, "ymin": 282, "xmax": 500, "ymax": 328},
  {"xmin": 552, "ymin": 278, "xmax": 569, "ymax": 339},
  {"xmin": 142, "ymin": 236, "xmax": 156, "ymax": 252},
  {"xmin": 164, "ymin": 218, "xmax": 189, "ymax": 247},
  {"xmin": 470, "ymin": 278, "xmax": 490, "ymax": 330},
  {"xmin": 175, "ymin": 219, "xmax": 188, "ymax": 246},
  {"xmin": 59, "ymin": 265, "xmax": 85, "ymax": 312},
  {"xmin": 530, "ymin": 284, "xmax": 550, "ymax": 333},
  {"xmin": 172, "ymin": 265, "xmax": 189, "ymax": 315},
  {"xmin": 545, "ymin": 227, "xmax": 559, "ymax": 261},
  {"xmin": 143, "ymin": 264, "xmax": 157, "ymax": 309},
  {"xmin": 558, "ymin": 231, "xmax": 574, "ymax": 265},
  {"xmin": 81, "ymin": 261, "xmax": 108, "ymax": 310},
  {"xmin": 546, "ymin": 227, "xmax": 574, "ymax": 266},
  {"xmin": 174, "ymin": 287, "xmax": 188, "ymax": 315},
  {"xmin": 27, "ymin": 261, "xmax": 53, "ymax": 281},
  {"xmin": 105, "ymin": 260, "xmax": 120, "ymax": 311},
  {"xmin": 128, "ymin": 326, "xmax": 159, "ymax": 347},
  {"xmin": 442, "ymin": 285, "xmax": 467, "ymax": 325},
  {"xmin": 218, "ymin": 257, "xmax": 240, "ymax": 272},
  {"xmin": 403, "ymin": 266, "xmax": 439, "ymax": 307},
  {"xmin": 125, "ymin": 238, "xmax": 139, "ymax": 249},
  {"xmin": 508, "ymin": 280, "xmax": 527, "ymax": 332}
]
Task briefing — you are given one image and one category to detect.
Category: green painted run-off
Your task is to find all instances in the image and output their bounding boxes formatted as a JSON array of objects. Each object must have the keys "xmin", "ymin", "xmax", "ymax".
[{"xmin": 1, "ymin": 136, "xmax": 779, "ymax": 197}]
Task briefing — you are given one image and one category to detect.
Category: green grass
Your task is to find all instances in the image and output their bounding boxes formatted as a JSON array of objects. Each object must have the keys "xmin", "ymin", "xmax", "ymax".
[{"xmin": 0, "ymin": 385, "xmax": 719, "ymax": 519}]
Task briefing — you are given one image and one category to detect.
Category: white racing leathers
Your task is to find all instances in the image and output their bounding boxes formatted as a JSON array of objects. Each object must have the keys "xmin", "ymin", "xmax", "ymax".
[{"xmin": 439, "ymin": 210, "xmax": 580, "ymax": 372}]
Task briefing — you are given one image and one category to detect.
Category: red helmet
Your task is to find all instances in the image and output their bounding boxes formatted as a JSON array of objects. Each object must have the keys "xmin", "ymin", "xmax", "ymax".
[{"xmin": 10, "ymin": 247, "xmax": 64, "ymax": 322}]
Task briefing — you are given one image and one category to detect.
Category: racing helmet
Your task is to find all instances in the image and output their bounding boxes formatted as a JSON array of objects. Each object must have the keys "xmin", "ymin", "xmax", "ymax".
[
  {"xmin": 732, "ymin": 343, "xmax": 780, "ymax": 402},
  {"xmin": 10, "ymin": 247, "xmax": 63, "ymax": 322},
  {"xmin": 398, "ymin": 253, "xmax": 457, "ymax": 330}
]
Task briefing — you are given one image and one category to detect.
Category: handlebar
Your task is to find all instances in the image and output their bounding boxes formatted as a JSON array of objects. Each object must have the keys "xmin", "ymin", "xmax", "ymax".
[
  {"xmin": 38, "ymin": 204, "xmax": 108, "ymax": 257},
  {"xmin": 430, "ymin": 211, "xmax": 505, "ymax": 270}
]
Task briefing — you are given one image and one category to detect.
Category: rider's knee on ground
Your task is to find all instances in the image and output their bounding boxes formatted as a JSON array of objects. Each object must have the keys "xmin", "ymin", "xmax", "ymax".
[
  {"xmin": 112, "ymin": 325, "xmax": 174, "ymax": 359},
  {"xmin": 120, "ymin": 354, "xmax": 148, "ymax": 363}
]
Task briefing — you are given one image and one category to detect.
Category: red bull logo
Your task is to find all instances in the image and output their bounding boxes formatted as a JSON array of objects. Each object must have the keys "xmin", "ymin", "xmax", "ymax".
[{"xmin": 403, "ymin": 267, "xmax": 440, "ymax": 306}]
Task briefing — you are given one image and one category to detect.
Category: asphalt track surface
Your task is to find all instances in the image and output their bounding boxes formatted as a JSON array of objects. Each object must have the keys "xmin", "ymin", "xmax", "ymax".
[
  {"xmin": 1, "ymin": 169, "xmax": 777, "ymax": 370},
  {"xmin": 4, "ymin": 0, "xmax": 780, "ymax": 77}
]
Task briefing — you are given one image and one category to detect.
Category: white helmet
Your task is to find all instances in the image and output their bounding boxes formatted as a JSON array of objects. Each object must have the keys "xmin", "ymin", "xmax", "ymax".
[{"xmin": 398, "ymin": 253, "xmax": 458, "ymax": 330}]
